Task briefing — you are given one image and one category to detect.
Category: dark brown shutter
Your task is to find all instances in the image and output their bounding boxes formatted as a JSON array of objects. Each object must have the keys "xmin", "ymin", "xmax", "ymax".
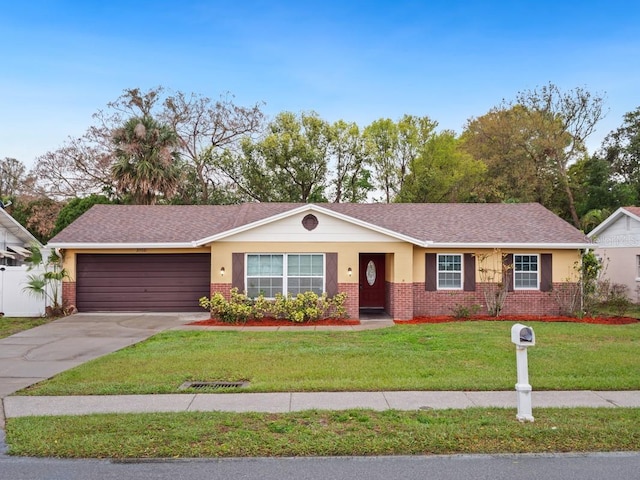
[
  {"xmin": 503, "ymin": 253, "xmax": 514, "ymax": 292},
  {"xmin": 463, "ymin": 253, "xmax": 476, "ymax": 291},
  {"xmin": 325, "ymin": 253, "xmax": 338, "ymax": 296},
  {"xmin": 540, "ymin": 254, "xmax": 552, "ymax": 292},
  {"xmin": 426, "ymin": 253, "xmax": 437, "ymax": 291},
  {"xmin": 232, "ymin": 253, "xmax": 244, "ymax": 292}
]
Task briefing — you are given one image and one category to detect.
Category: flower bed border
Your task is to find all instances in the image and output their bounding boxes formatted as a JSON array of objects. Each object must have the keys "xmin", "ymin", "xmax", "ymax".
[{"xmin": 394, "ymin": 315, "xmax": 639, "ymax": 325}]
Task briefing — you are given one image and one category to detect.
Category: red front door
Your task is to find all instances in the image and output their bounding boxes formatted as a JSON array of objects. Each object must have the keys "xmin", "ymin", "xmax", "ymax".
[{"xmin": 359, "ymin": 254, "xmax": 386, "ymax": 309}]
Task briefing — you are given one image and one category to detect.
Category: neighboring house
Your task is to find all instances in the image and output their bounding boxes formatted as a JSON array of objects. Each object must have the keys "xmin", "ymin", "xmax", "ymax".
[
  {"xmin": 588, "ymin": 206, "xmax": 640, "ymax": 302},
  {"xmin": 47, "ymin": 203, "xmax": 591, "ymax": 319},
  {"xmin": 0, "ymin": 208, "xmax": 47, "ymax": 316}
]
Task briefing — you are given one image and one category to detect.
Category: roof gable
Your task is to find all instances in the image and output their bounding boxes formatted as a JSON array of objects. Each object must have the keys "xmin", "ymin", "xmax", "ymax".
[
  {"xmin": 0, "ymin": 208, "xmax": 42, "ymax": 247},
  {"xmin": 207, "ymin": 205, "xmax": 418, "ymax": 244},
  {"xmin": 588, "ymin": 207, "xmax": 640, "ymax": 239},
  {"xmin": 588, "ymin": 207, "xmax": 640, "ymax": 247}
]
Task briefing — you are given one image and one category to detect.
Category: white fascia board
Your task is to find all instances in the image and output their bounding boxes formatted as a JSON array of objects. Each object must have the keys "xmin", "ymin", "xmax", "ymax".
[
  {"xmin": 0, "ymin": 209, "xmax": 43, "ymax": 247},
  {"xmin": 587, "ymin": 207, "xmax": 629, "ymax": 238},
  {"xmin": 194, "ymin": 203, "xmax": 429, "ymax": 247},
  {"xmin": 429, "ymin": 242, "xmax": 594, "ymax": 250},
  {"xmin": 46, "ymin": 242, "xmax": 198, "ymax": 250}
]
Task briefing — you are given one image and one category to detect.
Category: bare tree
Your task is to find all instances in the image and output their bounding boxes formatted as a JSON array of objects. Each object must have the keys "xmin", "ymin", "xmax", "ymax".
[
  {"xmin": 29, "ymin": 87, "xmax": 265, "ymax": 204},
  {"xmin": 0, "ymin": 157, "xmax": 27, "ymax": 199},
  {"xmin": 513, "ymin": 83, "xmax": 606, "ymax": 227}
]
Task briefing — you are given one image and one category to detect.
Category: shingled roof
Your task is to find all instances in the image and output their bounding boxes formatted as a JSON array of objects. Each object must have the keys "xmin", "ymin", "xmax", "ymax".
[{"xmin": 48, "ymin": 202, "xmax": 591, "ymax": 247}]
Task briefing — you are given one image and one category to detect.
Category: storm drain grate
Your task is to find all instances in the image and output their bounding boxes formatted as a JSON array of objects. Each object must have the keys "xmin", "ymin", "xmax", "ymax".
[{"xmin": 179, "ymin": 381, "xmax": 249, "ymax": 391}]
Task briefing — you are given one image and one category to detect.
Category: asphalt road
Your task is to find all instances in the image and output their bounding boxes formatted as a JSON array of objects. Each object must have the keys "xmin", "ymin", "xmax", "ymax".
[{"xmin": 0, "ymin": 453, "xmax": 639, "ymax": 480}]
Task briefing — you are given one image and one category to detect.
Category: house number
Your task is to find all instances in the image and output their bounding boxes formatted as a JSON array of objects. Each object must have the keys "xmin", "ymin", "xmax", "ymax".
[{"xmin": 366, "ymin": 260, "xmax": 376, "ymax": 286}]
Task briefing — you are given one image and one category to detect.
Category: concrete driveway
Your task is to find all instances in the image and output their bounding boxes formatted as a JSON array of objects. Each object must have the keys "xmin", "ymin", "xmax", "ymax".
[{"xmin": 0, "ymin": 312, "xmax": 208, "ymax": 398}]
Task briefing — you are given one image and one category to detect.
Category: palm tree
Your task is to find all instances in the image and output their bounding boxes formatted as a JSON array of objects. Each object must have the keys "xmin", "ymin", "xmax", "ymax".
[
  {"xmin": 22, "ymin": 245, "xmax": 69, "ymax": 316},
  {"xmin": 111, "ymin": 116, "xmax": 183, "ymax": 204}
]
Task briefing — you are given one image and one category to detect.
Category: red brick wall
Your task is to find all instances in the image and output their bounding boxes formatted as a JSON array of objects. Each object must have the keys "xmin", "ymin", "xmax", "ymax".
[
  {"xmin": 388, "ymin": 282, "xmax": 413, "ymax": 321},
  {"xmin": 339, "ymin": 283, "xmax": 359, "ymax": 320},
  {"xmin": 500, "ymin": 283, "xmax": 571, "ymax": 316},
  {"xmin": 62, "ymin": 281, "xmax": 76, "ymax": 308},
  {"xmin": 211, "ymin": 283, "xmax": 232, "ymax": 298},
  {"xmin": 412, "ymin": 282, "xmax": 574, "ymax": 317},
  {"xmin": 412, "ymin": 283, "xmax": 485, "ymax": 316}
]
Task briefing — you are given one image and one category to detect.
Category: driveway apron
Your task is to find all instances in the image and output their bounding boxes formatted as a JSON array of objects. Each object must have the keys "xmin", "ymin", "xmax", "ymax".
[{"xmin": 0, "ymin": 313, "xmax": 207, "ymax": 398}]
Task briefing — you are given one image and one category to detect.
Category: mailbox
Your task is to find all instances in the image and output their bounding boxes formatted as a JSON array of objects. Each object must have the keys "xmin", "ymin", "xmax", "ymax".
[{"xmin": 511, "ymin": 323, "xmax": 535, "ymax": 347}]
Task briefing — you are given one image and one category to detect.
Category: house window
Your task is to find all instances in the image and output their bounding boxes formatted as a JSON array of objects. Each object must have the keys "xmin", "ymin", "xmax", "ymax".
[
  {"xmin": 437, "ymin": 254, "xmax": 462, "ymax": 289},
  {"xmin": 514, "ymin": 254, "xmax": 539, "ymax": 289},
  {"xmin": 246, "ymin": 254, "xmax": 324, "ymax": 298},
  {"xmin": 636, "ymin": 255, "xmax": 640, "ymax": 279}
]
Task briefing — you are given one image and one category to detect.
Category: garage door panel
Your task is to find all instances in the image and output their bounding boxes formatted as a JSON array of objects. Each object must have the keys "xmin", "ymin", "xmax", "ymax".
[
  {"xmin": 78, "ymin": 277, "xmax": 209, "ymax": 288},
  {"xmin": 76, "ymin": 253, "xmax": 211, "ymax": 312}
]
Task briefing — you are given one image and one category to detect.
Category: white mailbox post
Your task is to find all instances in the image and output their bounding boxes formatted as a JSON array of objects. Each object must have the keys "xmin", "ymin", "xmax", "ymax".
[{"xmin": 511, "ymin": 323, "xmax": 535, "ymax": 422}]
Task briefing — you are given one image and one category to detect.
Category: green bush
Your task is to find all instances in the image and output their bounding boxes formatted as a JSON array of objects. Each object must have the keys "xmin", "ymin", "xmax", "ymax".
[
  {"xmin": 450, "ymin": 303, "xmax": 481, "ymax": 319},
  {"xmin": 199, "ymin": 289, "xmax": 348, "ymax": 324},
  {"xmin": 199, "ymin": 288, "xmax": 267, "ymax": 325},
  {"xmin": 272, "ymin": 291, "xmax": 348, "ymax": 323}
]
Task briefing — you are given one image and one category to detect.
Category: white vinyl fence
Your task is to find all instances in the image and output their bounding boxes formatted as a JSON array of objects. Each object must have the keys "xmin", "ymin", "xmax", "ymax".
[{"xmin": 0, "ymin": 265, "xmax": 49, "ymax": 317}]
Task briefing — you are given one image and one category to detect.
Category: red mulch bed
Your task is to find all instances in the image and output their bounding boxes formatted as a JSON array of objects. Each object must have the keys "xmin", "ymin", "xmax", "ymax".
[
  {"xmin": 189, "ymin": 315, "xmax": 638, "ymax": 327},
  {"xmin": 188, "ymin": 317, "xmax": 361, "ymax": 327},
  {"xmin": 394, "ymin": 315, "xmax": 639, "ymax": 325}
]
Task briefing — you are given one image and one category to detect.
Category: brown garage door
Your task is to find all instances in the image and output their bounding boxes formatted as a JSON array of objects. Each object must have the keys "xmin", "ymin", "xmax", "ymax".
[{"xmin": 76, "ymin": 253, "xmax": 211, "ymax": 312}]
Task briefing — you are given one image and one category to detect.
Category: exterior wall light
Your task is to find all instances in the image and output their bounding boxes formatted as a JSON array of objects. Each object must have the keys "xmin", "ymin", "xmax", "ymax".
[
  {"xmin": 220, "ymin": 267, "xmax": 225, "ymax": 276},
  {"xmin": 347, "ymin": 267, "xmax": 352, "ymax": 277}
]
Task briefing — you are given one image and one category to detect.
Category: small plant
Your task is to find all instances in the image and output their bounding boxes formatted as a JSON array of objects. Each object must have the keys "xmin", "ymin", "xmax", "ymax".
[
  {"xmin": 603, "ymin": 283, "xmax": 631, "ymax": 317},
  {"xmin": 199, "ymin": 288, "xmax": 266, "ymax": 325},
  {"xmin": 272, "ymin": 291, "xmax": 348, "ymax": 323},
  {"xmin": 581, "ymin": 250, "xmax": 603, "ymax": 316},
  {"xmin": 22, "ymin": 245, "xmax": 70, "ymax": 317},
  {"xmin": 450, "ymin": 303, "xmax": 481, "ymax": 320},
  {"xmin": 475, "ymin": 249, "xmax": 512, "ymax": 317}
]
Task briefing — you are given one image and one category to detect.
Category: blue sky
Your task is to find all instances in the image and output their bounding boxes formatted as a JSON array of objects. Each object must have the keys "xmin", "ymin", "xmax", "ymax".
[{"xmin": 1, "ymin": 1, "xmax": 639, "ymax": 169}]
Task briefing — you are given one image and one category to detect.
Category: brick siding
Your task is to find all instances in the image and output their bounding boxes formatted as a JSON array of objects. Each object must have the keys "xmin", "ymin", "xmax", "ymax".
[
  {"xmin": 211, "ymin": 283, "xmax": 232, "ymax": 298},
  {"xmin": 339, "ymin": 283, "xmax": 359, "ymax": 320},
  {"xmin": 62, "ymin": 281, "xmax": 76, "ymax": 308},
  {"xmin": 412, "ymin": 282, "xmax": 575, "ymax": 317},
  {"xmin": 387, "ymin": 281, "xmax": 414, "ymax": 321}
]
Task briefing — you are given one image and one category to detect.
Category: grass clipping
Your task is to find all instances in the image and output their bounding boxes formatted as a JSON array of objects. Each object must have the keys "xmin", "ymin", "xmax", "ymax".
[{"xmin": 7, "ymin": 407, "xmax": 640, "ymax": 458}]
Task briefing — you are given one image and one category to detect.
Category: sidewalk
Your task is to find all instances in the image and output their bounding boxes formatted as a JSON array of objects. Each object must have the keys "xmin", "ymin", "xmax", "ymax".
[{"xmin": 4, "ymin": 390, "xmax": 640, "ymax": 419}]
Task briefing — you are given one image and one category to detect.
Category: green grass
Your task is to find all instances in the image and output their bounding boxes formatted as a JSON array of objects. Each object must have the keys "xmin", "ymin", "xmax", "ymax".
[
  {"xmin": 596, "ymin": 302, "xmax": 640, "ymax": 319},
  {"xmin": 0, "ymin": 316, "xmax": 53, "ymax": 339},
  {"xmin": 6, "ymin": 408, "xmax": 640, "ymax": 458},
  {"xmin": 19, "ymin": 321, "xmax": 640, "ymax": 395}
]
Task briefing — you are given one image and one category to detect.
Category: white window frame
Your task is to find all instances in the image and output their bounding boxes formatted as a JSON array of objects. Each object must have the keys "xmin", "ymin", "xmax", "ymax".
[
  {"xmin": 513, "ymin": 254, "xmax": 539, "ymax": 290},
  {"xmin": 245, "ymin": 253, "xmax": 325, "ymax": 298},
  {"xmin": 437, "ymin": 253, "xmax": 463, "ymax": 290},
  {"xmin": 636, "ymin": 255, "xmax": 640, "ymax": 280}
]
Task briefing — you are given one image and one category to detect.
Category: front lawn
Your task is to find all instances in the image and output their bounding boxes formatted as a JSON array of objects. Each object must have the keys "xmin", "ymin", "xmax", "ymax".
[
  {"xmin": 7, "ymin": 407, "xmax": 640, "ymax": 458},
  {"xmin": 19, "ymin": 321, "xmax": 640, "ymax": 395},
  {"xmin": 0, "ymin": 316, "xmax": 53, "ymax": 339}
]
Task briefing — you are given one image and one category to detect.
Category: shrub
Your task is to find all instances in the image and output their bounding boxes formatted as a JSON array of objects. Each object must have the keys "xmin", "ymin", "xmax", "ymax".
[
  {"xmin": 602, "ymin": 283, "xmax": 631, "ymax": 317},
  {"xmin": 272, "ymin": 291, "xmax": 348, "ymax": 323},
  {"xmin": 199, "ymin": 288, "xmax": 266, "ymax": 325},
  {"xmin": 199, "ymin": 289, "xmax": 348, "ymax": 324},
  {"xmin": 450, "ymin": 303, "xmax": 481, "ymax": 320}
]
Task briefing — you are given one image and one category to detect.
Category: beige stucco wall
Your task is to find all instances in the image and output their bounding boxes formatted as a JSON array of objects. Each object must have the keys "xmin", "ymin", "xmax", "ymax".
[
  {"xmin": 209, "ymin": 241, "xmax": 413, "ymax": 285},
  {"xmin": 412, "ymin": 248, "xmax": 581, "ymax": 283}
]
